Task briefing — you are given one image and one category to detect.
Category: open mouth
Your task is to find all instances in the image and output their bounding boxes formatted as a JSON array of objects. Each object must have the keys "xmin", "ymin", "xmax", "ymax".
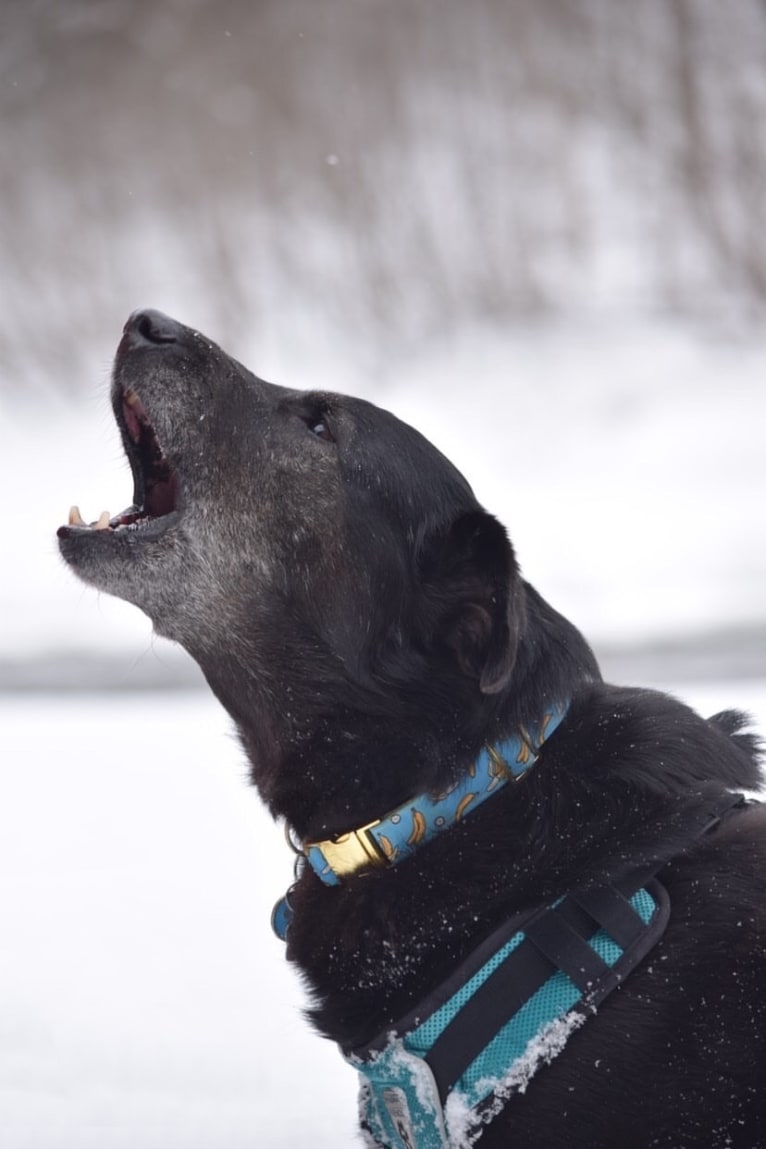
[{"xmin": 63, "ymin": 388, "xmax": 180, "ymax": 537}]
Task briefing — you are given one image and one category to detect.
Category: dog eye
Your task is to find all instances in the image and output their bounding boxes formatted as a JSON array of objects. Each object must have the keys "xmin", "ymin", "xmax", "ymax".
[{"xmin": 308, "ymin": 419, "xmax": 335, "ymax": 443}]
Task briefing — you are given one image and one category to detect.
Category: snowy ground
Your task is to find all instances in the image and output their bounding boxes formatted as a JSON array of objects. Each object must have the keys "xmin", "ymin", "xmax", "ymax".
[
  {"xmin": 1, "ymin": 682, "xmax": 763, "ymax": 1149},
  {"xmin": 0, "ymin": 693, "xmax": 357, "ymax": 1149}
]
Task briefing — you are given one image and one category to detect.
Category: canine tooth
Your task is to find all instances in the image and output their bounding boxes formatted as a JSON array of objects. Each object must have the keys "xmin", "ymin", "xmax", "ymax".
[
  {"xmin": 95, "ymin": 510, "xmax": 111, "ymax": 530},
  {"xmin": 124, "ymin": 389, "xmax": 140, "ymax": 407},
  {"xmin": 68, "ymin": 505, "xmax": 86, "ymax": 527}
]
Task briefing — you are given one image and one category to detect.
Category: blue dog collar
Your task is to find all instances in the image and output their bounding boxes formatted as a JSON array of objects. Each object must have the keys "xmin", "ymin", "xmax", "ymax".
[
  {"xmin": 304, "ymin": 702, "xmax": 570, "ymax": 888},
  {"xmin": 271, "ymin": 703, "xmax": 569, "ymax": 940}
]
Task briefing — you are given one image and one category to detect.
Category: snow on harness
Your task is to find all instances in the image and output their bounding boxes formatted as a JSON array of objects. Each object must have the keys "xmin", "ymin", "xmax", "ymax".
[
  {"xmin": 347, "ymin": 875, "xmax": 668, "ymax": 1148},
  {"xmin": 271, "ymin": 705, "xmax": 746, "ymax": 1148}
]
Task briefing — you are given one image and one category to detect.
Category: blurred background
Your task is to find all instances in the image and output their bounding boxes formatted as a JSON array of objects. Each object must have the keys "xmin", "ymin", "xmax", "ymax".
[{"xmin": 1, "ymin": 2, "xmax": 764, "ymax": 1146}]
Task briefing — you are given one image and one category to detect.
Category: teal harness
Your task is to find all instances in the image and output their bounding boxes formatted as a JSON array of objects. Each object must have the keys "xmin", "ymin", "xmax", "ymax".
[
  {"xmin": 346, "ymin": 878, "xmax": 668, "ymax": 1148},
  {"xmin": 271, "ymin": 709, "xmax": 744, "ymax": 1149}
]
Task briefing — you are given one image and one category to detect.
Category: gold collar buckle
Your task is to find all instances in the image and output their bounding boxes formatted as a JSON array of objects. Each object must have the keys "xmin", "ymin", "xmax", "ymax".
[{"xmin": 308, "ymin": 820, "xmax": 386, "ymax": 878}]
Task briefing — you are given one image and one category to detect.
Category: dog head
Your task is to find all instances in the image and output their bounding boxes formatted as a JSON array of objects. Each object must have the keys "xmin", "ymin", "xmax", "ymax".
[{"xmin": 58, "ymin": 311, "xmax": 535, "ymax": 820}]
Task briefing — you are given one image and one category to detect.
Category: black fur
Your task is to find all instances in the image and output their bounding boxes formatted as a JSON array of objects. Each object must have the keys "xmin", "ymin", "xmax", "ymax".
[{"xmin": 58, "ymin": 311, "xmax": 766, "ymax": 1147}]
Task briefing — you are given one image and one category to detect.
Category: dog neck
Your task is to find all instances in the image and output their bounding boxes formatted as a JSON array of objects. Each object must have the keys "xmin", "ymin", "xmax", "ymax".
[
  {"xmin": 300, "ymin": 701, "xmax": 569, "ymax": 886},
  {"xmin": 272, "ymin": 701, "xmax": 569, "ymax": 939}
]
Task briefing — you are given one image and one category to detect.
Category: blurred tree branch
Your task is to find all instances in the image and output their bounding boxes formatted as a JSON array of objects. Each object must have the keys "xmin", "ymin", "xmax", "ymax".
[{"xmin": 2, "ymin": 0, "xmax": 766, "ymax": 398}]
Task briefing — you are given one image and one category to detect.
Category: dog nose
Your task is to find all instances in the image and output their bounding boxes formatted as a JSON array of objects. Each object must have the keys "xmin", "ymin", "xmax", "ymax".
[{"xmin": 122, "ymin": 309, "xmax": 182, "ymax": 347}]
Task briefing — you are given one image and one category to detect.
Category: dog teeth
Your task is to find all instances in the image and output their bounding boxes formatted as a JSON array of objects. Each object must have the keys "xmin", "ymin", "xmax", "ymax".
[{"xmin": 67, "ymin": 506, "xmax": 113, "ymax": 530}]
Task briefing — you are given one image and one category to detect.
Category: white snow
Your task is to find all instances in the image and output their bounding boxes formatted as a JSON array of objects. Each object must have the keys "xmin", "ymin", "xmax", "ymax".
[
  {"xmin": 0, "ymin": 682, "xmax": 763, "ymax": 1148},
  {"xmin": 444, "ymin": 1012, "xmax": 587, "ymax": 1149},
  {"xmin": 0, "ymin": 693, "xmax": 358, "ymax": 1149}
]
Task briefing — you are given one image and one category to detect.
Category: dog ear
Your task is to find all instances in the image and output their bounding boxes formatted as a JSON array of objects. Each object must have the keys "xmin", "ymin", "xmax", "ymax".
[{"xmin": 419, "ymin": 511, "xmax": 521, "ymax": 694}]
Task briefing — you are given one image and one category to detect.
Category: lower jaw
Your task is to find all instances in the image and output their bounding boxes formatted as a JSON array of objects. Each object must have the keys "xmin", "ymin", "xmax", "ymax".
[{"xmin": 58, "ymin": 508, "xmax": 181, "ymax": 546}]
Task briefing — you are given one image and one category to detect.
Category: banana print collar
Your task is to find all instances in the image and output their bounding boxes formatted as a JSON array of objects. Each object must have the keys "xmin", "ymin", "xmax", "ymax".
[
  {"xmin": 271, "ymin": 702, "xmax": 570, "ymax": 938},
  {"xmin": 303, "ymin": 701, "xmax": 570, "ymax": 888}
]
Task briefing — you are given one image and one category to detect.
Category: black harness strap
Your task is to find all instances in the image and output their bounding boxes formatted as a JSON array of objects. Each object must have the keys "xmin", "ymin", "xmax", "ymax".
[
  {"xmin": 425, "ymin": 930, "xmax": 554, "ymax": 1102},
  {"xmin": 425, "ymin": 895, "xmax": 603, "ymax": 1100},
  {"xmin": 425, "ymin": 880, "xmax": 665, "ymax": 1103},
  {"xmin": 574, "ymin": 885, "xmax": 648, "ymax": 951},
  {"xmin": 524, "ymin": 905, "xmax": 611, "ymax": 992},
  {"xmin": 426, "ymin": 878, "xmax": 670, "ymax": 1105}
]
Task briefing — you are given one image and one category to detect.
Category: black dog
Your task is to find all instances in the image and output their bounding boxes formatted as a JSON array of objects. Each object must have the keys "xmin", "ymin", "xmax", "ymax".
[{"xmin": 58, "ymin": 311, "xmax": 765, "ymax": 1148}]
